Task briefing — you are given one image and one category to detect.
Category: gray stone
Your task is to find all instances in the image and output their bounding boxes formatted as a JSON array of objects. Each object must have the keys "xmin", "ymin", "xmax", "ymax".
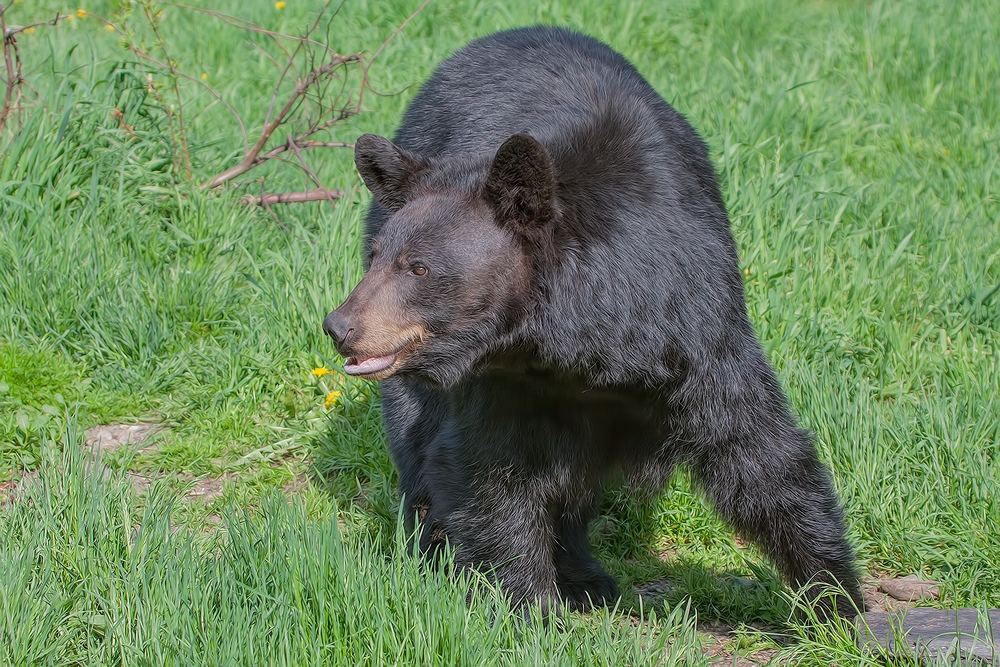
[
  {"xmin": 857, "ymin": 608, "xmax": 999, "ymax": 665},
  {"xmin": 636, "ymin": 579, "xmax": 676, "ymax": 601}
]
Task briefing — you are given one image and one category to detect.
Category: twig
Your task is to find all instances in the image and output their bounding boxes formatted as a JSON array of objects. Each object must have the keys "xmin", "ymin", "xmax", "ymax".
[
  {"xmin": 142, "ymin": 3, "xmax": 191, "ymax": 178},
  {"xmin": 243, "ymin": 189, "xmax": 344, "ymax": 206},
  {"xmin": 92, "ymin": 12, "xmax": 248, "ymax": 152},
  {"xmin": 357, "ymin": 0, "xmax": 430, "ymax": 111},
  {"xmin": 0, "ymin": 4, "xmax": 17, "ymax": 136},
  {"xmin": 80, "ymin": 2, "xmax": 416, "ymax": 206},
  {"xmin": 1, "ymin": 7, "xmax": 66, "ymax": 135},
  {"xmin": 203, "ymin": 0, "xmax": 426, "ymax": 192},
  {"xmin": 3, "ymin": 12, "xmax": 66, "ymax": 38},
  {"xmin": 165, "ymin": 3, "xmax": 342, "ymax": 59},
  {"xmin": 287, "ymin": 135, "xmax": 339, "ymax": 209},
  {"xmin": 260, "ymin": 3, "xmax": 334, "ymax": 151},
  {"xmin": 202, "ymin": 53, "xmax": 360, "ymax": 190},
  {"xmin": 256, "ymin": 183, "xmax": 312, "ymax": 244},
  {"xmin": 367, "ymin": 0, "xmax": 430, "ymax": 68}
]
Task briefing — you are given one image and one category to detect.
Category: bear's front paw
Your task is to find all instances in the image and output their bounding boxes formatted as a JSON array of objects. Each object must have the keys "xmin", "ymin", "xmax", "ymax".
[{"xmin": 557, "ymin": 569, "xmax": 621, "ymax": 611}]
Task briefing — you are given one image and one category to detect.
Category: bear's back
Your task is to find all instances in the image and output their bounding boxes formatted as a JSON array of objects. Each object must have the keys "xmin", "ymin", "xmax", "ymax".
[
  {"xmin": 394, "ymin": 27, "xmax": 712, "ymax": 169},
  {"xmin": 394, "ymin": 27, "xmax": 644, "ymax": 155},
  {"xmin": 369, "ymin": 26, "xmax": 726, "ymax": 239}
]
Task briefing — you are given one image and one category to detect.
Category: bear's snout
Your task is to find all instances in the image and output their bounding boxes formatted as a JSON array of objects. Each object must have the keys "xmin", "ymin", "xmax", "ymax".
[{"xmin": 323, "ymin": 310, "xmax": 355, "ymax": 350}]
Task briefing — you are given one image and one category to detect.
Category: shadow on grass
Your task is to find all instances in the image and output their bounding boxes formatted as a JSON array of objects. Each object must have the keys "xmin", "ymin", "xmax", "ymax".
[
  {"xmin": 592, "ymin": 481, "xmax": 794, "ymax": 628},
  {"xmin": 310, "ymin": 389, "xmax": 794, "ymax": 629},
  {"xmin": 308, "ymin": 387, "xmax": 399, "ymax": 542}
]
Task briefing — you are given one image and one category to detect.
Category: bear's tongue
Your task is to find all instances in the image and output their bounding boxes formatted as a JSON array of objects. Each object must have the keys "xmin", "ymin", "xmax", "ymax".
[{"xmin": 344, "ymin": 353, "xmax": 397, "ymax": 376}]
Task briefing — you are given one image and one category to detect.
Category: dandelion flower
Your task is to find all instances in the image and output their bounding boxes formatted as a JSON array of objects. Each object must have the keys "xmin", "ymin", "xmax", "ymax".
[
  {"xmin": 201, "ymin": 72, "xmax": 208, "ymax": 80},
  {"xmin": 311, "ymin": 367, "xmax": 329, "ymax": 378},
  {"xmin": 76, "ymin": 9, "xmax": 86, "ymax": 18},
  {"xmin": 325, "ymin": 391, "xmax": 341, "ymax": 409},
  {"xmin": 275, "ymin": 1, "xmax": 286, "ymax": 8}
]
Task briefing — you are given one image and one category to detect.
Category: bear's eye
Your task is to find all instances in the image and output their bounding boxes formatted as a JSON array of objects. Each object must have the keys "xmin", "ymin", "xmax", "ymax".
[{"xmin": 410, "ymin": 265, "xmax": 427, "ymax": 277}]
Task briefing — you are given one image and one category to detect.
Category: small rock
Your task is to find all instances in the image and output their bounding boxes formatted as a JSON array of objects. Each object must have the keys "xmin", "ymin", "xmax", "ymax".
[
  {"xmin": 728, "ymin": 575, "xmax": 757, "ymax": 589},
  {"xmin": 637, "ymin": 579, "xmax": 676, "ymax": 599},
  {"xmin": 879, "ymin": 575, "xmax": 940, "ymax": 602}
]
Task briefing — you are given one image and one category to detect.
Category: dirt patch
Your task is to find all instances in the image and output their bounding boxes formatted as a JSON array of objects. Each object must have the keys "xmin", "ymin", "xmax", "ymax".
[
  {"xmin": 281, "ymin": 471, "xmax": 312, "ymax": 495},
  {"xmin": 80, "ymin": 423, "xmax": 168, "ymax": 495},
  {"xmin": 0, "ymin": 479, "xmax": 16, "ymax": 504},
  {"xmin": 0, "ymin": 470, "xmax": 40, "ymax": 506},
  {"xmin": 85, "ymin": 423, "xmax": 162, "ymax": 455},
  {"xmin": 185, "ymin": 474, "xmax": 233, "ymax": 504},
  {"xmin": 700, "ymin": 622, "xmax": 779, "ymax": 666}
]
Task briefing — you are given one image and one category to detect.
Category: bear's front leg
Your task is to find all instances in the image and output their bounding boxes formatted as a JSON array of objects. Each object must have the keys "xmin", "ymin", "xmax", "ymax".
[
  {"xmin": 691, "ymin": 422, "xmax": 863, "ymax": 619},
  {"xmin": 380, "ymin": 377, "xmax": 448, "ymax": 553},
  {"xmin": 425, "ymin": 422, "xmax": 562, "ymax": 612},
  {"xmin": 554, "ymin": 507, "xmax": 620, "ymax": 610}
]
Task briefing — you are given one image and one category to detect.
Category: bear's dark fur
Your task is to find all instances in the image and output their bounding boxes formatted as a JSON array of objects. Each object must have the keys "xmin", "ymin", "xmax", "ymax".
[{"xmin": 324, "ymin": 26, "xmax": 862, "ymax": 618}]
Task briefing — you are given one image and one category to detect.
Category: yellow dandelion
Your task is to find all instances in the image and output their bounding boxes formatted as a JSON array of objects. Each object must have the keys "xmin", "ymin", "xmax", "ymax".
[
  {"xmin": 76, "ymin": 9, "xmax": 86, "ymax": 17},
  {"xmin": 311, "ymin": 367, "xmax": 329, "ymax": 378},
  {"xmin": 275, "ymin": 1, "xmax": 286, "ymax": 8},
  {"xmin": 325, "ymin": 391, "xmax": 341, "ymax": 409},
  {"xmin": 104, "ymin": 23, "xmax": 115, "ymax": 31},
  {"xmin": 201, "ymin": 72, "xmax": 208, "ymax": 80}
]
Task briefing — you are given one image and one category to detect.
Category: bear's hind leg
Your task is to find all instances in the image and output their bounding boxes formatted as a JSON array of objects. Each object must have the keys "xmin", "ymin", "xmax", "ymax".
[{"xmin": 691, "ymin": 426, "xmax": 863, "ymax": 620}]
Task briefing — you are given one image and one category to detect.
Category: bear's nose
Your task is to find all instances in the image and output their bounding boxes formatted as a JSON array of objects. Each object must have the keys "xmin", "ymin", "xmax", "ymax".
[{"xmin": 323, "ymin": 311, "xmax": 355, "ymax": 347}]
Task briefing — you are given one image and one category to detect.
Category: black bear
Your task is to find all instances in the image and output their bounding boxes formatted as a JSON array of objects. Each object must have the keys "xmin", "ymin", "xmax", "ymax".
[{"xmin": 324, "ymin": 26, "xmax": 862, "ymax": 618}]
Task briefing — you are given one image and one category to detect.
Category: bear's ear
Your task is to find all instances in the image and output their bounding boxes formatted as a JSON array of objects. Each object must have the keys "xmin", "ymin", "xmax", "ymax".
[
  {"xmin": 354, "ymin": 134, "xmax": 428, "ymax": 212},
  {"xmin": 485, "ymin": 134, "xmax": 555, "ymax": 232}
]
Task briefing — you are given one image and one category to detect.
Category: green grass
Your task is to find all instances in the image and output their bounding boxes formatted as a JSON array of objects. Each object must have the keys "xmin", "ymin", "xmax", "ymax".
[
  {"xmin": 2, "ymin": 0, "xmax": 998, "ymax": 663},
  {"xmin": 2, "ymin": 428, "xmax": 702, "ymax": 666}
]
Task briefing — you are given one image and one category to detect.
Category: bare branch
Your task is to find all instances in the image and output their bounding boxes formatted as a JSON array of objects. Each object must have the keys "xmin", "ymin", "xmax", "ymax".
[
  {"xmin": 142, "ymin": 3, "xmax": 192, "ymax": 178},
  {"xmin": 244, "ymin": 188, "xmax": 343, "ymax": 206},
  {"xmin": 73, "ymin": 2, "xmax": 416, "ymax": 207},
  {"xmin": 256, "ymin": 181, "xmax": 309, "ymax": 242},
  {"xmin": 93, "ymin": 12, "xmax": 249, "ymax": 152},
  {"xmin": 165, "ymin": 3, "xmax": 342, "ymax": 59},
  {"xmin": 202, "ymin": 53, "xmax": 361, "ymax": 190},
  {"xmin": 287, "ymin": 136, "xmax": 340, "ymax": 209},
  {"xmin": 4, "ymin": 11, "xmax": 66, "ymax": 38},
  {"xmin": 0, "ymin": 6, "xmax": 17, "ymax": 136},
  {"xmin": 2, "ymin": 6, "xmax": 66, "ymax": 136}
]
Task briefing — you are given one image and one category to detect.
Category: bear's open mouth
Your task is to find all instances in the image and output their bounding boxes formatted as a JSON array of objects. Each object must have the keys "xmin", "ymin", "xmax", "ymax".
[
  {"xmin": 343, "ymin": 353, "xmax": 398, "ymax": 377},
  {"xmin": 340, "ymin": 331, "xmax": 424, "ymax": 380}
]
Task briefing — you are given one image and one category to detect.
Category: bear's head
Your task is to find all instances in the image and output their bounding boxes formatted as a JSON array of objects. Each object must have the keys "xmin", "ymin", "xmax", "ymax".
[{"xmin": 323, "ymin": 133, "xmax": 557, "ymax": 386}]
